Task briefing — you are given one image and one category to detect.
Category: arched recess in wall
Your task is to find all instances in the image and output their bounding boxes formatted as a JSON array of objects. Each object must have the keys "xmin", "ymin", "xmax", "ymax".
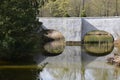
[
  {"xmin": 40, "ymin": 29, "xmax": 66, "ymax": 56},
  {"xmin": 83, "ymin": 30, "xmax": 114, "ymax": 56}
]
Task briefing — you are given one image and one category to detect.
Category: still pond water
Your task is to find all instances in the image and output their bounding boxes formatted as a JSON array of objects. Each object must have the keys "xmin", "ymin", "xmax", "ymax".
[
  {"xmin": 1, "ymin": 30, "xmax": 120, "ymax": 80},
  {"xmin": 0, "ymin": 44, "xmax": 120, "ymax": 80}
]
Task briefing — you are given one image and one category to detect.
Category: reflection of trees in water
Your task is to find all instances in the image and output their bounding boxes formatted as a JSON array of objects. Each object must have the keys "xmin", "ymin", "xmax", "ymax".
[
  {"xmin": 113, "ymin": 68, "xmax": 120, "ymax": 80},
  {"xmin": 0, "ymin": 68, "xmax": 40, "ymax": 80},
  {"xmin": 0, "ymin": 53, "xmax": 47, "ymax": 80},
  {"xmin": 40, "ymin": 39, "xmax": 65, "ymax": 56},
  {"xmin": 84, "ymin": 42, "xmax": 114, "ymax": 56},
  {"xmin": 0, "ymin": 61, "xmax": 48, "ymax": 80},
  {"xmin": 39, "ymin": 29, "xmax": 65, "ymax": 56},
  {"xmin": 40, "ymin": 66, "xmax": 81, "ymax": 80},
  {"xmin": 82, "ymin": 62, "xmax": 120, "ymax": 80},
  {"xmin": 43, "ymin": 40, "xmax": 65, "ymax": 55},
  {"xmin": 83, "ymin": 30, "xmax": 114, "ymax": 56},
  {"xmin": 84, "ymin": 68, "xmax": 115, "ymax": 80},
  {"xmin": 0, "ymin": 29, "xmax": 66, "ymax": 80}
]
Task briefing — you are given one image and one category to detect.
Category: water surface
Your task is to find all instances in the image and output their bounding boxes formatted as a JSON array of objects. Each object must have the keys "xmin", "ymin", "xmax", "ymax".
[{"xmin": 0, "ymin": 45, "xmax": 120, "ymax": 80}]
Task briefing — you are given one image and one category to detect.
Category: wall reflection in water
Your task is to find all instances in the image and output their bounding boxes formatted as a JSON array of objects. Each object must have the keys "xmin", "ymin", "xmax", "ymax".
[
  {"xmin": 82, "ymin": 30, "xmax": 120, "ymax": 80},
  {"xmin": 39, "ymin": 46, "xmax": 82, "ymax": 80},
  {"xmin": 39, "ymin": 64, "xmax": 81, "ymax": 80},
  {"xmin": 1, "ymin": 43, "xmax": 120, "ymax": 80},
  {"xmin": 83, "ymin": 66, "xmax": 120, "ymax": 80}
]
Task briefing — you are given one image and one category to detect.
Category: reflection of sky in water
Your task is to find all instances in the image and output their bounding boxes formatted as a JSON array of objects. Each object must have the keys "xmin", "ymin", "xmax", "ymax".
[
  {"xmin": 37, "ymin": 46, "xmax": 81, "ymax": 80},
  {"xmin": 39, "ymin": 67, "xmax": 81, "ymax": 80},
  {"xmin": 40, "ymin": 69, "xmax": 54, "ymax": 80},
  {"xmin": 85, "ymin": 69, "xmax": 95, "ymax": 80},
  {"xmin": 84, "ymin": 68, "xmax": 120, "ymax": 80},
  {"xmin": 38, "ymin": 45, "xmax": 120, "ymax": 80}
]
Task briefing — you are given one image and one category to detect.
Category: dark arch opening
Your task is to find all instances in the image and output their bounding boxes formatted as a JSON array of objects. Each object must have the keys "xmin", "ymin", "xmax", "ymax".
[
  {"xmin": 83, "ymin": 30, "xmax": 114, "ymax": 56},
  {"xmin": 40, "ymin": 29, "xmax": 65, "ymax": 56}
]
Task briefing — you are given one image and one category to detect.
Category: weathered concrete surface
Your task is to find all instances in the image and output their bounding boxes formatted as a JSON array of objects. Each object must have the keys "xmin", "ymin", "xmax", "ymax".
[
  {"xmin": 82, "ymin": 17, "xmax": 120, "ymax": 40},
  {"xmin": 39, "ymin": 18, "xmax": 82, "ymax": 41},
  {"xmin": 39, "ymin": 17, "xmax": 120, "ymax": 41}
]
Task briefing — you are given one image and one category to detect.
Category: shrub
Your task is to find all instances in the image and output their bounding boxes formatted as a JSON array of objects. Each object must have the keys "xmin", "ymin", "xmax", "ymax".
[
  {"xmin": 0, "ymin": 0, "xmax": 41, "ymax": 60},
  {"xmin": 80, "ymin": 9, "xmax": 87, "ymax": 17}
]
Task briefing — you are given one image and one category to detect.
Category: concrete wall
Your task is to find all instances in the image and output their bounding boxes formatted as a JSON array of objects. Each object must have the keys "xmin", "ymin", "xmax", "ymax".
[
  {"xmin": 39, "ymin": 17, "xmax": 120, "ymax": 41},
  {"xmin": 39, "ymin": 18, "xmax": 82, "ymax": 41},
  {"xmin": 37, "ymin": 17, "xmax": 120, "ymax": 78},
  {"xmin": 82, "ymin": 17, "xmax": 120, "ymax": 40}
]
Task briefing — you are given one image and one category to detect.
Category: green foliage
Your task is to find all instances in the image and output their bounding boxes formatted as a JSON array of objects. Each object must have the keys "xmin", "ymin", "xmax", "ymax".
[
  {"xmin": 41, "ymin": 0, "xmax": 70, "ymax": 17},
  {"xmin": 39, "ymin": 0, "xmax": 120, "ymax": 17},
  {"xmin": 80, "ymin": 9, "xmax": 87, "ymax": 17},
  {"xmin": 39, "ymin": 0, "xmax": 48, "ymax": 7},
  {"xmin": 0, "ymin": 0, "xmax": 41, "ymax": 60}
]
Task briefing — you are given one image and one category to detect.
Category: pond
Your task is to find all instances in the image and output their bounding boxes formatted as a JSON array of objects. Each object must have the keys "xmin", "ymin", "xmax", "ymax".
[
  {"xmin": 0, "ymin": 44, "xmax": 120, "ymax": 80},
  {"xmin": 0, "ymin": 30, "xmax": 120, "ymax": 80}
]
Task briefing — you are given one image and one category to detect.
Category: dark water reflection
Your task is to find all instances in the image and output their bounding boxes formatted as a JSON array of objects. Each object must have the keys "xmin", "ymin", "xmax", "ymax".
[
  {"xmin": 0, "ymin": 55, "xmax": 41, "ymax": 80},
  {"xmin": 83, "ymin": 30, "xmax": 114, "ymax": 56},
  {"xmin": 0, "ymin": 43, "xmax": 120, "ymax": 80},
  {"xmin": 0, "ymin": 68, "xmax": 39, "ymax": 80},
  {"xmin": 39, "ymin": 29, "xmax": 66, "ymax": 56},
  {"xmin": 39, "ymin": 46, "xmax": 81, "ymax": 80}
]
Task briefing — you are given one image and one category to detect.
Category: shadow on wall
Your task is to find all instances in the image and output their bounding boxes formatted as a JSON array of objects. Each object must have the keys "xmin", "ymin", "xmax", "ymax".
[
  {"xmin": 37, "ymin": 22, "xmax": 48, "ymax": 32},
  {"xmin": 81, "ymin": 19, "xmax": 98, "ymax": 41},
  {"xmin": 81, "ymin": 19, "xmax": 114, "ymax": 67},
  {"xmin": 33, "ymin": 22, "xmax": 47, "ymax": 64},
  {"xmin": 82, "ymin": 19, "xmax": 98, "ymax": 66}
]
